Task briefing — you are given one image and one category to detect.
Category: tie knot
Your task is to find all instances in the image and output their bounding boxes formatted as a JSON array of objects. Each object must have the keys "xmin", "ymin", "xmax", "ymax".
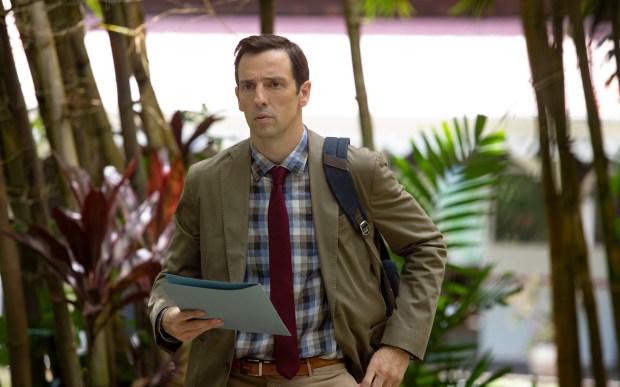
[{"xmin": 270, "ymin": 166, "xmax": 288, "ymax": 185}]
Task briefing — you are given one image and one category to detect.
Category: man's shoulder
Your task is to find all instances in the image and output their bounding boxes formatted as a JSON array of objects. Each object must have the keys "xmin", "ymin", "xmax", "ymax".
[
  {"xmin": 188, "ymin": 138, "xmax": 251, "ymax": 174},
  {"xmin": 347, "ymin": 144, "xmax": 381, "ymax": 176},
  {"xmin": 307, "ymin": 129, "xmax": 378, "ymax": 172}
]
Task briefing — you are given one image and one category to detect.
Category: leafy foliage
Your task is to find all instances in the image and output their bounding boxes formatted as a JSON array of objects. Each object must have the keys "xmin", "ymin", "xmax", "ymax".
[
  {"xmin": 5, "ymin": 152, "xmax": 187, "ymax": 383},
  {"xmin": 7, "ymin": 155, "xmax": 181, "ymax": 337},
  {"xmin": 361, "ymin": 0, "xmax": 413, "ymax": 18},
  {"xmin": 450, "ymin": 0, "xmax": 496, "ymax": 17},
  {"xmin": 169, "ymin": 105, "xmax": 223, "ymax": 166},
  {"xmin": 391, "ymin": 116, "xmax": 516, "ymax": 385},
  {"xmin": 392, "ymin": 115, "xmax": 508, "ymax": 251},
  {"xmin": 11, "ymin": 161, "xmax": 161, "ymax": 331}
]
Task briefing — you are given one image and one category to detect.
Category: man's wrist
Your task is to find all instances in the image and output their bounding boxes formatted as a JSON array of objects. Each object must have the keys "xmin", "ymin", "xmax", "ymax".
[
  {"xmin": 157, "ymin": 307, "xmax": 180, "ymax": 343},
  {"xmin": 381, "ymin": 344, "xmax": 415, "ymax": 360}
]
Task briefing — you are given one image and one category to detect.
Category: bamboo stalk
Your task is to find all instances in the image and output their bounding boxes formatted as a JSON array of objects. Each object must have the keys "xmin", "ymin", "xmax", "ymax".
[
  {"xmin": 103, "ymin": 0, "xmax": 147, "ymax": 200},
  {"xmin": 2, "ymin": 5, "xmax": 85, "ymax": 386},
  {"xmin": 342, "ymin": 0, "xmax": 375, "ymax": 150},
  {"xmin": 565, "ymin": 0, "xmax": 612, "ymax": 383},
  {"xmin": 519, "ymin": 1, "xmax": 582, "ymax": 384},
  {"xmin": 0, "ymin": 86, "xmax": 33, "ymax": 386},
  {"xmin": 123, "ymin": 1, "xmax": 179, "ymax": 159},
  {"xmin": 259, "ymin": 0, "xmax": 275, "ymax": 34}
]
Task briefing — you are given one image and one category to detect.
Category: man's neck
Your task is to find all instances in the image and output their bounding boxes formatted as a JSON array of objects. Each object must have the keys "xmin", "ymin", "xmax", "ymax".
[{"xmin": 252, "ymin": 125, "xmax": 304, "ymax": 165}]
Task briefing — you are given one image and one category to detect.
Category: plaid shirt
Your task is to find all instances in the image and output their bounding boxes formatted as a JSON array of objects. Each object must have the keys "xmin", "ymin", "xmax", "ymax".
[{"xmin": 235, "ymin": 128, "xmax": 341, "ymax": 360}]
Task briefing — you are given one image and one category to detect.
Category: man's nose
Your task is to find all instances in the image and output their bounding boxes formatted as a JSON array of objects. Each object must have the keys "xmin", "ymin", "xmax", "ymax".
[{"xmin": 254, "ymin": 85, "xmax": 267, "ymax": 106}]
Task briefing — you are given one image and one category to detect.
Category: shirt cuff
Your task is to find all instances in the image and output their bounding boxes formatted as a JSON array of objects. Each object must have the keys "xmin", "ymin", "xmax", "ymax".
[{"xmin": 156, "ymin": 307, "xmax": 181, "ymax": 344}]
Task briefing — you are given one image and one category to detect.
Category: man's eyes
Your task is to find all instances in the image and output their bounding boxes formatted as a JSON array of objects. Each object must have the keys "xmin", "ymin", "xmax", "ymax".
[{"xmin": 240, "ymin": 81, "xmax": 283, "ymax": 90}]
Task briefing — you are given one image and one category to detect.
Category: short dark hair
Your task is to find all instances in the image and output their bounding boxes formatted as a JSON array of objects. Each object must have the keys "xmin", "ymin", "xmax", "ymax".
[{"xmin": 234, "ymin": 35, "xmax": 309, "ymax": 93}]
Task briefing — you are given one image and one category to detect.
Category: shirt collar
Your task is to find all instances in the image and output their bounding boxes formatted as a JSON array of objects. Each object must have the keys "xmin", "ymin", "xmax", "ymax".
[{"xmin": 250, "ymin": 126, "xmax": 309, "ymax": 182}]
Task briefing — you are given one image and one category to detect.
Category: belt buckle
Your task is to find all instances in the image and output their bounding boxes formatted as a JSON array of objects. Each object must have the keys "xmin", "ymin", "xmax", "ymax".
[{"xmin": 243, "ymin": 358, "xmax": 267, "ymax": 377}]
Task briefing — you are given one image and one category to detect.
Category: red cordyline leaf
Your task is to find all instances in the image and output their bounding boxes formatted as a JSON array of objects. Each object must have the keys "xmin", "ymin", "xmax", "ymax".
[
  {"xmin": 105, "ymin": 156, "xmax": 138, "ymax": 206},
  {"xmin": 108, "ymin": 193, "xmax": 159, "ymax": 275},
  {"xmin": 81, "ymin": 189, "xmax": 109, "ymax": 272},
  {"xmin": 163, "ymin": 157, "xmax": 185, "ymax": 226},
  {"xmin": 111, "ymin": 259, "xmax": 162, "ymax": 298},
  {"xmin": 6, "ymin": 225, "xmax": 86, "ymax": 301},
  {"xmin": 54, "ymin": 154, "xmax": 93, "ymax": 207},
  {"xmin": 184, "ymin": 113, "xmax": 223, "ymax": 152},
  {"xmin": 147, "ymin": 149, "xmax": 165, "ymax": 196},
  {"xmin": 170, "ymin": 110, "xmax": 184, "ymax": 152},
  {"xmin": 51, "ymin": 207, "xmax": 90, "ymax": 271}
]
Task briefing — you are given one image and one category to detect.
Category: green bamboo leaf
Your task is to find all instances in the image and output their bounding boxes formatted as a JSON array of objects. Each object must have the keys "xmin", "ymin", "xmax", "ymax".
[
  {"xmin": 100, "ymin": 23, "xmax": 136, "ymax": 36},
  {"xmin": 445, "ymin": 177, "xmax": 496, "ymax": 194},
  {"xmin": 461, "ymin": 116, "xmax": 473, "ymax": 154},
  {"xmin": 445, "ymin": 241, "xmax": 478, "ymax": 249},
  {"xmin": 85, "ymin": 0, "xmax": 103, "ymax": 20},
  {"xmin": 465, "ymin": 351, "xmax": 493, "ymax": 386},
  {"xmin": 361, "ymin": 0, "xmax": 413, "ymax": 18},
  {"xmin": 412, "ymin": 145, "xmax": 439, "ymax": 192},
  {"xmin": 392, "ymin": 156, "xmax": 434, "ymax": 212},
  {"xmin": 481, "ymin": 366, "xmax": 512, "ymax": 385},
  {"xmin": 443, "ymin": 195, "xmax": 497, "ymax": 208},
  {"xmin": 431, "ymin": 343, "xmax": 478, "ymax": 353},
  {"xmin": 439, "ymin": 225, "xmax": 477, "ymax": 234},
  {"xmin": 450, "ymin": 0, "xmax": 496, "ymax": 16},
  {"xmin": 435, "ymin": 210, "xmax": 488, "ymax": 224},
  {"xmin": 474, "ymin": 114, "xmax": 487, "ymax": 141},
  {"xmin": 421, "ymin": 132, "xmax": 447, "ymax": 178},
  {"xmin": 442, "ymin": 121, "xmax": 459, "ymax": 163},
  {"xmin": 452, "ymin": 119, "xmax": 467, "ymax": 160}
]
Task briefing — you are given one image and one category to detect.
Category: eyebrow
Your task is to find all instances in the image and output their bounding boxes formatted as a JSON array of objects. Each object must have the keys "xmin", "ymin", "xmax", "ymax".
[{"xmin": 239, "ymin": 76, "xmax": 287, "ymax": 84}]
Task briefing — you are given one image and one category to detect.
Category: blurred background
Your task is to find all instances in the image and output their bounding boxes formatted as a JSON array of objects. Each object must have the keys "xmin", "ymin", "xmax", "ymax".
[{"xmin": 1, "ymin": 0, "xmax": 619, "ymax": 386}]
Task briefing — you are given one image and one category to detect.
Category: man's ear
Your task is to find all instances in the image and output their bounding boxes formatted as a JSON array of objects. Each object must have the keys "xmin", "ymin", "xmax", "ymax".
[{"xmin": 298, "ymin": 80, "xmax": 311, "ymax": 107}]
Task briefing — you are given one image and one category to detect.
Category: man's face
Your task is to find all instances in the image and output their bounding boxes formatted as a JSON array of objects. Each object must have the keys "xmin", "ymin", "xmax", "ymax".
[{"xmin": 235, "ymin": 49, "xmax": 310, "ymax": 143}]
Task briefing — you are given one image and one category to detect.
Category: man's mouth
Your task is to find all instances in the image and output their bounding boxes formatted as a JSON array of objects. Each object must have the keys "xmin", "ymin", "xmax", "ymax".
[{"xmin": 255, "ymin": 113, "xmax": 272, "ymax": 121}]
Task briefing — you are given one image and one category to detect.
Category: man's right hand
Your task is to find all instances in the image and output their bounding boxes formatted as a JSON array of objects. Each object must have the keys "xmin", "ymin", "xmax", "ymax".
[{"xmin": 162, "ymin": 307, "xmax": 225, "ymax": 342}]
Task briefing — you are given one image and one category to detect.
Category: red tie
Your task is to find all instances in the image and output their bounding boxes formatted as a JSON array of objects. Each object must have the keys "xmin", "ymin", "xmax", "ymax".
[{"xmin": 268, "ymin": 166, "xmax": 299, "ymax": 379}]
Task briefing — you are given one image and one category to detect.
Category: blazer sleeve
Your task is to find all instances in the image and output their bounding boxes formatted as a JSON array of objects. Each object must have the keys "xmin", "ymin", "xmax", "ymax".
[
  {"xmin": 148, "ymin": 164, "xmax": 203, "ymax": 352},
  {"xmin": 357, "ymin": 150, "xmax": 447, "ymax": 360}
]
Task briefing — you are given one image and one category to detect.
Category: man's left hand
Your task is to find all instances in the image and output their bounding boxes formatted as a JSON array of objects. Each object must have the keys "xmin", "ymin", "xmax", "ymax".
[{"xmin": 360, "ymin": 345, "xmax": 410, "ymax": 387}]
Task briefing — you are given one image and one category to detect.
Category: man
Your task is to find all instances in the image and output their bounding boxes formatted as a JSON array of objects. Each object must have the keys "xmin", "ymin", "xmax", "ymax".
[{"xmin": 148, "ymin": 35, "xmax": 446, "ymax": 387}]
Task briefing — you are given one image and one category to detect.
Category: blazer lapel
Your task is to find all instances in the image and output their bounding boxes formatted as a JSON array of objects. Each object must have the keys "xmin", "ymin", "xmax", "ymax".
[
  {"xmin": 307, "ymin": 130, "xmax": 340, "ymax": 317},
  {"xmin": 221, "ymin": 140, "xmax": 251, "ymax": 282}
]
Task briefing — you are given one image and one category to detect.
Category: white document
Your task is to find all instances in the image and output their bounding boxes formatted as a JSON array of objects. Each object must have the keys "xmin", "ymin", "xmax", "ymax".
[{"xmin": 160, "ymin": 274, "xmax": 290, "ymax": 336}]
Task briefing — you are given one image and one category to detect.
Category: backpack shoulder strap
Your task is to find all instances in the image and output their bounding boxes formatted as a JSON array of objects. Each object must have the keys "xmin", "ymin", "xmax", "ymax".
[
  {"xmin": 323, "ymin": 137, "xmax": 370, "ymax": 235},
  {"xmin": 323, "ymin": 137, "xmax": 398, "ymax": 315}
]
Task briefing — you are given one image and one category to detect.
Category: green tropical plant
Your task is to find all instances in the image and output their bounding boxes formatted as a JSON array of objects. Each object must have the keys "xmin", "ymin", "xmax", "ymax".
[
  {"xmin": 402, "ymin": 264, "xmax": 517, "ymax": 386},
  {"xmin": 392, "ymin": 115, "xmax": 507, "ymax": 251},
  {"xmin": 392, "ymin": 115, "xmax": 517, "ymax": 385}
]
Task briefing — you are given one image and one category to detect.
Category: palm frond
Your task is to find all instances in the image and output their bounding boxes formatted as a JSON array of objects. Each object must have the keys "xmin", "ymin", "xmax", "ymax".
[{"xmin": 392, "ymin": 115, "xmax": 507, "ymax": 253}]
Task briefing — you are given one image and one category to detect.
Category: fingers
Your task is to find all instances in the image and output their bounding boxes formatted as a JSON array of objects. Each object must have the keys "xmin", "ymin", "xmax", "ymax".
[
  {"xmin": 162, "ymin": 306, "xmax": 224, "ymax": 342},
  {"xmin": 361, "ymin": 346, "xmax": 409, "ymax": 387}
]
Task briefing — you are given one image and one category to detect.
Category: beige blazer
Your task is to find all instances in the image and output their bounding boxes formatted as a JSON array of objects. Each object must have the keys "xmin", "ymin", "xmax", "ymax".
[{"xmin": 148, "ymin": 129, "xmax": 446, "ymax": 386}]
